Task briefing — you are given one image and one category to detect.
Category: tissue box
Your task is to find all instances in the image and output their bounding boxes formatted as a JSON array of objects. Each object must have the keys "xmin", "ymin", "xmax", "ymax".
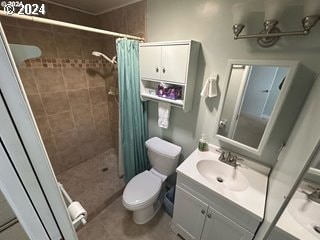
[
  {"xmin": 145, "ymin": 88, "xmax": 156, "ymax": 95},
  {"xmin": 157, "ymin": 85, "xmax": 182, "ymax": 100}
]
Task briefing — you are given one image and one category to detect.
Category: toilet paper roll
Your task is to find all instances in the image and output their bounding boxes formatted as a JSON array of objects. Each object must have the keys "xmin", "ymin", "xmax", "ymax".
[{"xmin": 67, "ymin": 201, "xmax": 87, "ymax": 221}]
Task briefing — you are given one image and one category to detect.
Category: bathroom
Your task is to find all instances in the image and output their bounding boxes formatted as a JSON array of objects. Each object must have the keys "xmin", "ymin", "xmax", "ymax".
[{"xmin": 0, "ymin": 0, "xmax": 319, "ymax": 239}]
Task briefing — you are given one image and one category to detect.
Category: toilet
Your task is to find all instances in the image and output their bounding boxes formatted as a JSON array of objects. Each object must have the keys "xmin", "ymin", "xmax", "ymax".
[{"xmin": 122, "ymin": 137, "xmax": 182, "ymax": 224}]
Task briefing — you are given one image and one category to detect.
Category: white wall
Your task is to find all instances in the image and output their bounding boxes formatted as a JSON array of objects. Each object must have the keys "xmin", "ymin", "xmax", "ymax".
[
  {"xmin": 241, "ymin": 66, "xmax": 277, "ymax": 117},
  {"xmin": 263, "ymin": 67, "xmax": 288, "ymax": 117},
  {"xmin": 146, "ymin": 0, "xmax": 320, "ymax": 165},
  {"xmin": 220, "ymin": 68, "xmax": 245, "ymax": 136}
]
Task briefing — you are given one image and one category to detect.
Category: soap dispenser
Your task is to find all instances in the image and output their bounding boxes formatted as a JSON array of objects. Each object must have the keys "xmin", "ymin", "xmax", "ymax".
[{"xmin": 198, "ymin": 133, "xmax": 208, "ymax": 151}]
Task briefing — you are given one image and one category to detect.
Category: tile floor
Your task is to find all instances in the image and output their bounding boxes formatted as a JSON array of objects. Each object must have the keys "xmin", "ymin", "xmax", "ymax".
[
  {"xmin": 77, "ymin": 197, "xmax": 181, "ymax": 240},
  {"xmin": 57, "ymin": 149, "xmax": 125, "ymax": 220}
]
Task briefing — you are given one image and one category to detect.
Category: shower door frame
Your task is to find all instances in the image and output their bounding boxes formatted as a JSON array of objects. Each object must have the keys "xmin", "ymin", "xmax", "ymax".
[
  {"xmin": 0, "ymin": 23, "xmax": 78, "ymax": 239},
  {"xmin": 0, "ymin": 135, "xmax": 50, "ymax": 239}
]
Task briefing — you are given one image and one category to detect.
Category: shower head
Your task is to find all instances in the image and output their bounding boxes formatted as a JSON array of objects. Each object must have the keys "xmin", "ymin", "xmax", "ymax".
[{"xmin": 92, "ymin": 51, "xmax": 117, "ymax": 64}]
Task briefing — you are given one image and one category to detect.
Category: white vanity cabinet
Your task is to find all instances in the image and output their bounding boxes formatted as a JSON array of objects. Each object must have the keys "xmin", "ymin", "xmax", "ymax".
[
  {"xmin": 173, "ymin": 185, "xmax": 253, "ymax": 240},
  {"xmin": 173, "ymin": 186, "xmax": 207, "ymax": 240},
  {"xmin": 172, "ymin": 148, "xmax": 268, "ymax": 240},
  {"xmin": 201, "ymin": 207, "xmax": 253, "ymax": 240},
  {"xmin": 139, "ymin": 40, "xmax": 200, "ymax": 112}
]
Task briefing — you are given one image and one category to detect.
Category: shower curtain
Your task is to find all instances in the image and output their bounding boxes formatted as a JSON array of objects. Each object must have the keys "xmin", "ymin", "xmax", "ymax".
[{"xmin": 116, "ymin": 38, "xmax": 149, "ymax": 183}]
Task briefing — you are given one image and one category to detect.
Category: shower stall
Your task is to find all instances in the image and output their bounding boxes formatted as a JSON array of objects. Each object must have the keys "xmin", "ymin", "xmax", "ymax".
[
  {"xmin": 0, "ymin": 3, "xmax": 143, "ymax": 228},
  {"xmin": 7, "ymin": 37, "xmax": 123, "ymax": 222}
]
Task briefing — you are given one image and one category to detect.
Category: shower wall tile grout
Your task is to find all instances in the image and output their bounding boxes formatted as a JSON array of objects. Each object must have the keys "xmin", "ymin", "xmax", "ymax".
[{"xmin": 19, "ymin": 57, "xmax": 112, "ymax": 69}]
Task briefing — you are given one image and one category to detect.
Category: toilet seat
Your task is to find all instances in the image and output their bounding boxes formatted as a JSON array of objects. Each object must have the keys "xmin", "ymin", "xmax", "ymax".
[{"xmin": 122, "ymin": 170, "xmax": 162, "ymax": 210}]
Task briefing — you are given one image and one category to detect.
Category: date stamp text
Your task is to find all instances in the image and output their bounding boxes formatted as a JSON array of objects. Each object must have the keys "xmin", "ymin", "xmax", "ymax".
[{"xmin": 1, "ymin": 1, "xmax": 46, "ymax": 16}]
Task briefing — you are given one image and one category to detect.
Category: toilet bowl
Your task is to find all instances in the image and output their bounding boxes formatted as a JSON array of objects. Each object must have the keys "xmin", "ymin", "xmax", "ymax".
[
  {"xmin": 122, "ymin": 137, "xmax": 181, "ymax": 224},
  {"xmin": 122, "ymin": 169, "xmax": 165, "ymax": 224}
]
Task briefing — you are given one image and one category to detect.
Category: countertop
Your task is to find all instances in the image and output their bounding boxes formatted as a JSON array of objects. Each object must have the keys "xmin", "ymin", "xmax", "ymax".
[{"xmin": 176, "ymin": 145, "xmax": 269, "ymax": 221}]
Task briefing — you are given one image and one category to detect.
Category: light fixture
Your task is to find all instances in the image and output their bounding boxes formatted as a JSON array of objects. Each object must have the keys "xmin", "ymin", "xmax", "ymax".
[
  {"xmin": 232, "ymin": 3, "xmax": 249, "ymax": 39},
  {"xmin": 233, "ymin": 0, "xmax": 320, "ymax": 48}
]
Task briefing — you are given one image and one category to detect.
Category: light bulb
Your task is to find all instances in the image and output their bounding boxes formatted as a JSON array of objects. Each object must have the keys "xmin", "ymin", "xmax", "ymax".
[
  {"xmin": 264, "ymin": 0, "xmax": 288, "ymax": 20},
  {"xmin": 304, "ymin": 0, "xmax": 320, "ymax": 17},
  {"xmin": 232, "ymin": 2, "xmax": 250, "ymax": 24}
]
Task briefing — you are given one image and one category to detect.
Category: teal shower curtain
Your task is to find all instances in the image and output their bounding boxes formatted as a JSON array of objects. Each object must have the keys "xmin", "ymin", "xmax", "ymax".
[{"xmin": 116, "ymin": 38, "xmax": 149, "ymax": 183}]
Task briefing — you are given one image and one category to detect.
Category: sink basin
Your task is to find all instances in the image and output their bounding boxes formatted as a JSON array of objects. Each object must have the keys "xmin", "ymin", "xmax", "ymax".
[
  {"xmin": 196, "ymin": 160, "xmax": 249, "ymax": 192},
  {"xmin": 288, "ymin": 197, "xmax": 320, "ymax": 238}
]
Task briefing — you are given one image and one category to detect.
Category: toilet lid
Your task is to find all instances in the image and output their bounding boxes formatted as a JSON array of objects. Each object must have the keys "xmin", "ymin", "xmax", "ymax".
[{"xmin": 123, "ymin": 171, "xmax": 161, "ymax": 207}]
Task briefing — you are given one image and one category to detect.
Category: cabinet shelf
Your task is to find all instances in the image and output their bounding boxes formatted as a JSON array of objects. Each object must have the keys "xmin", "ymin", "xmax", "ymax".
[
  {"xmin": 141, "ymin": 93, "xmax": 184, "ymax": 107},
  {"xmin": 141, "ymin": 78, "xmax": 186, "ymax": 87}
]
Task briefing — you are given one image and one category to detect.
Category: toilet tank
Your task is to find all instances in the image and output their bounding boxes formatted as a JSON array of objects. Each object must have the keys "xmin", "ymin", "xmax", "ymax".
[{"xmin": 145, "ymin": 137, "xmax": 182, "ymax": 176}]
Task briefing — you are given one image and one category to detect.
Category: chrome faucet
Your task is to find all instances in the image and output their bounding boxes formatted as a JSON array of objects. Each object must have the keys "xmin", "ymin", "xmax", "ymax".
[
  {"xmin": 300, "ymin": 185, "xmax": 320, "ymax": 204},
  {"xmin": 218, "ymin": 151, "xmax": 226, "ymax": 161},
  {"xmin": 309, "ymin": 189, "xmax": 320, "ymax": 204},
  {"xmin": 218, "ymin": 150, "xmax": 242, "ymax": 168},
  {"xmin": 226, "ymin": 152, "xmax": 232, "ymax": 162}
]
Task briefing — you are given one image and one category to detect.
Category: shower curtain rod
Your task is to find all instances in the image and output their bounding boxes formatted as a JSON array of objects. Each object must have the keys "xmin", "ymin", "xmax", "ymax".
[{"xmin": 0, "ymin": 10, "xmax": 144, "ymax": 41}]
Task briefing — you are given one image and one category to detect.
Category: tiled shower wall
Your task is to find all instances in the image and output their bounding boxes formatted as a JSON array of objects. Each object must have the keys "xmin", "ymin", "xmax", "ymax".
[
  {"xmin": 0, "ymin": 0, "xmax": 146, "ymax": 174},
  {"xmin": 17, "ymin": 58, "xmax": 114, "ymax": 174}
]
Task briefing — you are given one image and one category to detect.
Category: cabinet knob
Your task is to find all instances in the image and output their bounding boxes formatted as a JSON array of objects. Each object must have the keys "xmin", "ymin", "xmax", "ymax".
[
  {"xmin": 201, "ymin": 209, "xmax": 205, "ymax": 214},
  {"xmin": 207, "ymin": 213, "xmax": 212, "ymax": 218},
  {"xmin": 155, "ymin": 67, "xmax": 159, "ymax": 73},
  {"xmin": 162, "ymin": 67, "xmax": 166, "ymax": 73}
]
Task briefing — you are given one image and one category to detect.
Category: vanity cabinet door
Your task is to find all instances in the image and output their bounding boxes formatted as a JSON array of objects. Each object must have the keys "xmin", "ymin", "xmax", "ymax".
[
  {"xmin": 201, "ymin": 207, "xmax": 254, "ymax": 240},
  {"xmin": 139, "ymin": 45, "xmax": 161, "ymax": 80},
  {"xmin": 139, "ymin": 44, "xmax": 190, "ymax": 83},
  {"xmin": 161, "ymin": 44, "xmax": 189, "ymax": 83},
  {"xmin": 172, "ymin": 186, "xmax": 208, "ymax": 240}
]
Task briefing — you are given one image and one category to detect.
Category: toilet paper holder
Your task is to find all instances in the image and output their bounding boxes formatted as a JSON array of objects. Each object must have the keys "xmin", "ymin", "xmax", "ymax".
[{"xmin": 58, "ymin": 183, "xmax": 87, "ymax": 229}]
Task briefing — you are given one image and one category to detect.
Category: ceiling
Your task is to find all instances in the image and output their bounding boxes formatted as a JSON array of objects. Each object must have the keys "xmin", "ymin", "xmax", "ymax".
[{"xmin": 48, "ymin": 0, "xmax": 142, "ymax": 15}]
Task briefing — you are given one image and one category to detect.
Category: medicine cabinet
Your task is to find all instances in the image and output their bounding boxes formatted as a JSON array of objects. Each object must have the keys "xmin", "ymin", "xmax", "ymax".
[{"xmin": 215, "ymin": 59, "xmax": 315, "ymax": 158}]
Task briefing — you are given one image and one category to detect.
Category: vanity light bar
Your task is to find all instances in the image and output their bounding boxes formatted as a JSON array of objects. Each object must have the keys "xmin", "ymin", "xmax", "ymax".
[{"xmin": 233, "ymin": 15, "xmax": 320, "ymax": 47}]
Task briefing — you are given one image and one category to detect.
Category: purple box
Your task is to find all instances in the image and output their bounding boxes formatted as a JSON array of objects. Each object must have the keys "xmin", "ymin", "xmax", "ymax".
[{"xmin": 157, "ymin": 85, "xmax": 182, "ymax": 100}]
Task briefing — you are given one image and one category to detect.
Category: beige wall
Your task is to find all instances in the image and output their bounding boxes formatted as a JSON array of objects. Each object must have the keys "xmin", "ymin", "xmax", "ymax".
[
  {"xmin": 0, "ymin": 0, "xmax": 146, "ymax": 174},
  {"xmin": 146, "ymin": 0, "xmax": 320, "ymax": 166},
  {"xmin": 99, "ymin": 1, "xmax": 146, "ymax": 39},
  {"xmin": 98, "ymin": 0, "xmax": 146, "ymax": 150}
]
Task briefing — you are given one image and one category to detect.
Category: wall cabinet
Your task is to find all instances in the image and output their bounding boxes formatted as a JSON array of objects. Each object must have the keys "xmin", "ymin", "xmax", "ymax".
[
  {"xmin": 173, "ymin": 186, "xmax": 253, "ymax": 240},
  {"xmin": 139, "ymin": 40, "xmax": 200, "ymax": 112},
  {"xmin": 140, "ymin": 44, "xmax": 190, "ymax": 83}
]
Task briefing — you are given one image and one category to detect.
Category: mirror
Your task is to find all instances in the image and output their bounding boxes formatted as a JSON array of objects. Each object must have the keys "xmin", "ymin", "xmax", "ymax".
[
  {"xmin": 216, "ymin": 60, "xmax": 314, "ymax": 157},
  {"xmin": 218, "ymin": 64, "xmax": 289, "ymax": 149}
]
